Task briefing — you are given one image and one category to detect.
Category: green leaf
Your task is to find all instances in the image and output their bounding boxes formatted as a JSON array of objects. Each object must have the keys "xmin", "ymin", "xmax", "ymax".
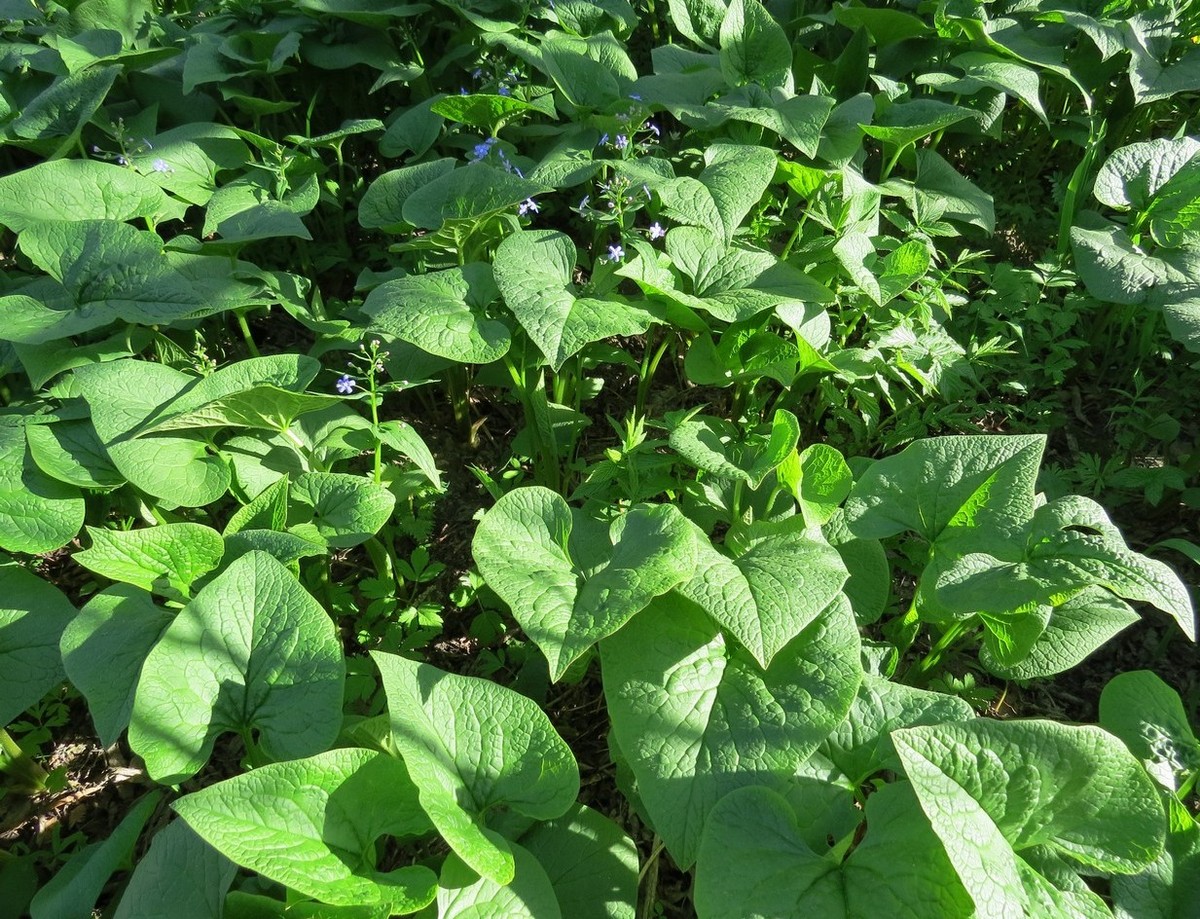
[
  {"xmin": 1093, "ymin": 137, "xmax": 1200, "ymax": 212},
  {"xmin": 778, "ymin": 443, "xmax": 853, "ymax": 527},
  {"xmin": 60, "ymin": 585, "xmax": 174, "ymax": 747},
  {"xmin": 430, "ymin": 93, "xmax": 537, "ymax": 133},
  {"xmin": 540, "ymin": 35, "xmax": 629, "ymax": 110},
  {"xmin": 844, "ymin": 434, "xmax": 1044, "ymax": 542},
  {"xmin": 656, "ymin": 144, "xmax": 777, "ymax": 244},
  {"xmin": 706, "ymin": 88, "xmax": 834, "ymax": 158},
  {"xmin": 30, "ymin": 792, "xmax": 160, "ymax": 919},
  {"xmin": 225, "ymin": 477, "xmax": 290, "ymax": 534},
  {"xmin": 437, "ymin": 845, "xmax": 561, "ymax": 919},
  {"xmin": 373, "ymin": 652, "xmax": 580, "ymax": 885},
  {"xmin": 402, "ymin": 163, "xmax": 549, "ymax": 232},
  {"xmin": 676, "ymin": 518, "xmax": 848, "ymax": 668},
  {"xmin": 9, "ymin": 65, "xmax": 118, "ymax": 140},
  {"xmin": 129, "ymin": 551, "xmax": 345, "ymax": 783},
  {"xmin": 363, "ymin": 264, "xmax": 510, "ymax": 363},
  {"xmin": 359, "ymin": 159, "xmax": 457, "ymax": 230},
  {"xmin": 894, "ymin": 719, "xmax": 1166, "ymax": 875},
  {"xmin": 915, "ymin": 149, "xmax": 995, "ymax": 232},
  {"xmin": 25, "ymin": 419, "xmax": 124, "ymax": 490},
  {"xmin": 602, "ymin": 593, "xmax": 861, "ymax": 867},
  {"xmin": 77, "ymin": 360, "xmax": 231, "ymax": 508},
  {"xmin": 1070, "ymin": 218, "xmax": 1189, "ymax": 305},
  {"xmin": 0, "ymin": 160, "xmax": 186, "ymax": 232},
  {"xmin": 694, "ymin": 782, "xmax": 973, "ymax": 918},
  {"xmin": 74, "ymin": 524, "xmax": 225, "ymax": 598},
  {"xmin": 473, "ymin": 487, "xmax": 696, "ymax": 681},
  {"xmin": 0, "ymin": 425, "xmax": 84, "ymax": 555},
  {"xmin": 112, "ymin": 820, "xmax": 234, "ymax": 919},
  {"xmin": 821, "ymin": 674, "xmax": 975, "ymax": 786},
  {"xmin": 860, "ymin": 99, "xmax": 977, "ymax": 150},
  {"xmin": 718, "ymin": 0, "xmax": 791, "ymax": 89},
  {"xmin": 493, "ymin": 229, "xmax": 656, "ymax": 370},
  {"xmin": 174, "ymin": 749, "xmax": 436, "ymax": 911},
  {"xmin": 666, "ymin": 0, "xmax": 727, "ymax": 49},
  {"xmin": 140, "ymin": 385, "xmax": 343, "ymax": 435},
  {"xmin": 0, "ymin": 565, "xmax": 75, "ymax": 725},
  {"xmin": 519, "ymin": 805, "xmax": 638, "ymax": 919},
  {"xmin": 1100, "ymin": 670, "xmax": 1200, "ymax": 794},
  {"xmin": 288, "ymin": 472, "xmax": 396, "ymax": 548}
]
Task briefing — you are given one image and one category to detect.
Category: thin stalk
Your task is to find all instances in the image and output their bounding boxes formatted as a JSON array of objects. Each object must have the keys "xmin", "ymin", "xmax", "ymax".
[
  {"xmin": 878, "ymin": 143, "xmax": 907, "ymax": 183},
  {"xmin": 235, "ymin": 310, "xmax": 261, "ymax": 358},
  {"xmin": 908, "ymin": 619, "xmax": 971, "ymax": 684},
  {"xmin": 636, "ymin": 330, "xmax": 673, "ymax": 418}
]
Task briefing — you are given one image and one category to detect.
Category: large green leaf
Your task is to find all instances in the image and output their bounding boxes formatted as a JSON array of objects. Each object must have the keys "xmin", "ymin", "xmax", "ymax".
[
  {"xmin": 519, "ymin": 805, "xmax": 638, "ymax": 919},
  {"xmin": 358, "ymin": 159, "xmax": 457, "ymax": 230},
  {"xmin": 675, "ymin": 518, "xmax": 847, "ymax": 668},
  {"xmin": 73, "ymin": 523, "xmax": 224, "ymax": 598},
  {"xmin": 25, "ymin": 418, "xmax": 124, "ymax": 489},
  {"xmin": 30, "ymin": 792, "xmax": 160, "ymax": 919},
  {"xmin": 0, "ymin": 564, "xmax": 75, "ymax": 725},
  {"xmin": 129, "ymin": 551, "xmax": 345, "ymax": 783},
  {"xmin": 174, "ymin": 749, "xmax": 436, "ymax": 912},
  {"xmin": 0, "ymin": 424, "xmax": 84, "ymax": 555},
  {"xmin": 363, "ymin": 263, "xmax": 510, "ymax": 363},
  {"xmin": 288, "ymin": 472, "xmax": 396, "ymax": 548},
  {"xmin": 493, "ymin": 230, "xmax": 657, "ymax": 370},
  {"xmin": 76, "ymin": 360, "xmax": 232, "ymax": 507},
  {"xmin": 373, "ymin": 652, "xmax": 579, "ymax": 886},
  {"xmin": 473, "ymin": 487, "xmax": 696, "ymax": 681},
  {"xmin": 437, "ymin": 845, "xmax": 561, "ymax": 919},
  {"xmin": 894, "ymin": 719, "xmax": 1166, "ymax": 876},
  {"xmin": 657, "ymin": 144, "xmax": 777, "ymax": 244},
  {"xmin": 860, "ymin": 99, "xmax": 977, "ymax": 150},
  {"xmin": 8, "ymin": 65, "xmax": 118, "ymax": 140},
  {"xmin": 718, "ymin": 0, "xmax": 791, "ymax": 89},
  {"xmin": 402, "ymin": 163, "xmax": 549, "ymax": 232},
  {"xmin": 60, "ymin": 585, "xmax": 174, "ymax": 747},
  {"xmin": 694, "ymin": 782, "xmax": 973, "ymax": 918},
  {"xmin": 844, "ymin": 434, "xmax": 1045, "ymax": 542},
  {"xmin": 1093, "ymin": 137, "xmax": 1200, "ymax": 213},
  {"xmin": 1100, "ymin": 670, "xmax": 1200, "ymax": 794},
  {"xmin": 0, "ymin": 160, "xmax": 186, "ymax": 232},
  {"xmin": 112, "ymin": 820, "xmax": 235, "ymax": 919},
  {"xmin": 602, "ymin": 593, "xmax": 861, "ymax": 867}
]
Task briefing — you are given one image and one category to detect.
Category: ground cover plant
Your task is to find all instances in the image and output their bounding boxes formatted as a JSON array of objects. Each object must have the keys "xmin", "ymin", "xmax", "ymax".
[{"xmin": 0, "ymin": 0, "xmax": 1198, "ymax": 916}]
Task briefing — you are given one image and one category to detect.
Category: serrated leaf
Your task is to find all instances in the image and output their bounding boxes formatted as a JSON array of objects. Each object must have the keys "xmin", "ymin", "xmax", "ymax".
[
  {"xmin": 602, "ymin": 592, "xmax": 861, "ymax": 867},
  {"xmin": 373, "ymin": 652, "xmax": 579, "ymax": 886},
  {"xmin": 129, "ymin": 551, "xmax": 345, "ymax": 783}
]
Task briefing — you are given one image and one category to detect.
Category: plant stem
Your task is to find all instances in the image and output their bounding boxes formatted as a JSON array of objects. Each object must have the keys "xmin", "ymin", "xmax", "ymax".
[
  {"xmin": 908, "ymin": 619, "xmax": 970, "ymax": 683},
  {"xmin": 1, "ymin": 728, "xmax": 49, "ymax": 793},
  {"xmin": 235, "ymin": 310, "xmax": 261, "ymax": 358}
]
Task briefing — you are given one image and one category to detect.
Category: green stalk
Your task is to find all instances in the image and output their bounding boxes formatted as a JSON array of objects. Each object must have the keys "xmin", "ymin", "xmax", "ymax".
[
  {"xmin": 908, "ymin": 619, "xmax": 971, "ymax": 684},
  {"xmin": 1, "ymin": 728, "xmax": 49, "ymax": 793},
  {"xmin": 1056, "ymin": 119, "xmax": 1107, "ymax": 256},
  {"xmin": 235, "ymin": 310, "xmax": 261, "ymax": 358}
]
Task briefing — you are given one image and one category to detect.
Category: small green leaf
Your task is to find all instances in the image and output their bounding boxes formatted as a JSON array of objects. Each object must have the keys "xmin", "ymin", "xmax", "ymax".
[
  {"xmin": 113, "ymin": 820, "xmax": 234, "ymax": 919},
  {"xmin": 129, "ymin": 551, "xmax": 345, "ymax": 783},
  {"xmin": 718, "ymin": 0, "xmax": 791, "ymax": 89},
  {"xmin": 1100, "ymin": 670, "xmax": 1200, "ymax": 794},
  {"xmin": 437, "ymin": 845, "xmax": 562, "ymax": 919},
  {"xmin": 373, "ymin": 652, "xmax": 580, "ymax": 885}
]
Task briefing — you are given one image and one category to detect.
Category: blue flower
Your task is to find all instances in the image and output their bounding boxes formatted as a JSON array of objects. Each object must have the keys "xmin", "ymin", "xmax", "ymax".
[
  {"xmin": 469, "ymin": 137, "xmax": 496, "ymax": 162},
  {"xmin": 152, "ymin": 157, "xmax": 172, "ymax": 173},
  {"xmin": 597, "ymin": 132, "xmax": 609, "ymax": 147},
  {"xmin": 629, "ymin": 93, "xmax": 642, "ymax": 101},
  {"xmin": 615, "ymin": 134, "xmax": 629, "ymax": 150},
  {"xmin": 519, "ymin": 197, "xmax": 539, "ymax": 216},
  {"xmin": 607, "ymin": 243, "xmax": 624, "ymax": 261},
  {"xmin": 498, "ymin": 85, "xmax": 511, "ymax": 96},
  {"xmin": 648, "ymin": 222, "xmax": 666, "ymax": 240},
  {"xmin": 579, "ymin": 194, "xmax": 591, "ymax": 210},
  {"xmin": 336, "ymin": 374, "xmax": 356, "ymax": 394}
]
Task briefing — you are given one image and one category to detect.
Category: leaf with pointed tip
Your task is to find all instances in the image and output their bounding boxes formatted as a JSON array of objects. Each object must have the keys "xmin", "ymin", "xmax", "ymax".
[
  {"xmin": 363, "ymin": 263, "xmax": 509, "ymax": 363},
  {"xmin": 0, "ymin": 564, "xmax": 75, "ymax": 725},
  {"xmin": 113, "ymin": 820, "xmax": 235, "ymax": 919},
  {"xmin": 174, "ymin": 748, "xmax": 435, "ymax": 911},
  {"xmin": 0, "ymin": 424, "xmax": 84, "ymax": 554},
  {"xmin": 473, "ymin": 487, "xmax": 696, "ymax": 680},
  {"xmin": 74, "ymin": 523, "xmax": 224, "ymax": 597},
  {"xmin": 494, "ymin": 230, "xmax": 656, "ymax": 370},
  {"xmin": 129, "ymin": 551, "xmax": 345, "ymax": 783},
  {"xmin": 1100, "ymin": 670, "xmax": 1200, "ymax": 794},
  {"xmin": 373, "ymin": 652, "xmax": 579, "ymax": 886},
  {"xmin": 288, "ymin": 472, "xmax": 396, "ymax": 548},
  {"xmin": 602, "ymin": 593, "xmax": 861, "ymax": 867}
]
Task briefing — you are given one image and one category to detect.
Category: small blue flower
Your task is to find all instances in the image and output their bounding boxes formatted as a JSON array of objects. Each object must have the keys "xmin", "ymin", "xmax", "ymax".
[
  {"xmin": 647, "ymin": 122, "xmax": 660, "ymax": 137},
  {"xmin": 648, "ymin": 222, "xmax": 666, "ymax": 240},
  {"xmin": 116, "ymin": 155, "xmax": 127, "ymax": 166},
  {"xmin": 607, "ymin": 243, "xmax": 624, "ymax": 261},
  {"xmin": 498, "ymin": 85, "xmax": 511, "ymax": 96},
  {"xmin": 519, "ymin": 197, "xmax": 539, "ymax": 216},
  {"xmin": 629, "ymin": 93, "xmax": 642, "ymax": 101},
  {"xmin": 152, "ymin": 157, "xmax": 172, "ymax": 173},
  {"xmin": 597, "ymin": 132, "xmax": 609, "ymax": 147},
  {"xmin": 336, "ymin": 374, "xmax": 356, "ymax": 395},
  {"xmin": 579, "ymin": 194, "xmax": 591, "ymax": 210},
  {"xmin": 469, "ymin": 137, "xmax": 496, "ymax": 162},
  {"xmin": 614, "ymin": 134, "xmax": 629, "ymax": 150}
]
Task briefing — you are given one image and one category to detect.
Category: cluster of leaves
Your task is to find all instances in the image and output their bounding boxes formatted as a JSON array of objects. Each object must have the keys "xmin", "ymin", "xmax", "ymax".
[{"xmin": 1, "ymin": 0, "xmax": 1198, "ymax": 917}]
